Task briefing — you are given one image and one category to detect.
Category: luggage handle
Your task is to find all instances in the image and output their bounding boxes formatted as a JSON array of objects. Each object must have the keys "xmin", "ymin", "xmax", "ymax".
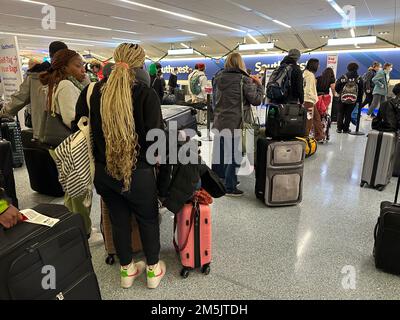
[
  {"xmin": 374, "ymin": 218, "xmax": 380, "ymax": 241},
  {"xmin": 395, "ymin": 175, "xmax": 400, "ymax": 204},
  {"xmin": 173, "ymin": 203, "xmax": 197, "ymax": 253}
]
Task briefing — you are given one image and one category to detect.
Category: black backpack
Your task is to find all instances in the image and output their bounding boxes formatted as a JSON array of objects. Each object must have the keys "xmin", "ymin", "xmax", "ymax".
[
  {"xmin": 266, "ymin": 64, "xmax": 293, "ymax": 102},
  {"xmin": 372, "ymin": 97, "xmax": 400, "ymax": 132},
  {"xmin": 340, "ymin": 75, "xmax": 360, "ymax": 104}
]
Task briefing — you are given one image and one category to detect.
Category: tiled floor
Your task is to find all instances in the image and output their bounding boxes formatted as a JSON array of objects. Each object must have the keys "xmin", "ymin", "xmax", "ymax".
[{"xmin": 15, "ymin": 118, "xmax": 400, "ymax": 300}]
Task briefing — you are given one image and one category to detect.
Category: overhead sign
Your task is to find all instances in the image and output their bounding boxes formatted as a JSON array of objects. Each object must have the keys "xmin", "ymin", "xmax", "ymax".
[{"xmin": 0, "ymin": 36, "xmax": 23, "ymax": 103}]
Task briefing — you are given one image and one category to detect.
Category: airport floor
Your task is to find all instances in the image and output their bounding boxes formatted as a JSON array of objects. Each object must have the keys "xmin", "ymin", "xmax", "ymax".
[{"xmin": 15, "ymin": 118, "xmax": 400, "ymax": 300}]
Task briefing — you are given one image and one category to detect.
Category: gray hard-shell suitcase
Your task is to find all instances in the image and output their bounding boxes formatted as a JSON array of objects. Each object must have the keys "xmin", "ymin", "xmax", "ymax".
[
  {"xmin": 256, "ymin": 138, "xmax": 305, "ymax": 207},
  {"xmin": 361, "ymin": 131, "xmax": 397, "ymax": 191}
]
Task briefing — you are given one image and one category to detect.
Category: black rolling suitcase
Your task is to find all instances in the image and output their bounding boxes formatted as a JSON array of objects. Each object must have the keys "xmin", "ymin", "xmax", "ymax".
[
  {"xmin": 331, "ymin": 96, "xmax": 339, "ymax": 123},
  {"xmin": 162, "ymin": 105, "xmax": 199, "ymax": 137},
  {"xmin": 0, "ymin": 118, "xmax": 24, "ymax": 168},
  {"xmin": 0, "ymin": 139, "xmax": 18, "ymax": 207},
  {"xmin": 21, "ymin": 130, "xmax": 64, "ymax": 197},
  {"xmin": 374, "ymin": 176, "xmax": 400, "ymax": 274},
  {"xmin": 0, "ymin": 204, "xmax": 101, "ymax": 300}
]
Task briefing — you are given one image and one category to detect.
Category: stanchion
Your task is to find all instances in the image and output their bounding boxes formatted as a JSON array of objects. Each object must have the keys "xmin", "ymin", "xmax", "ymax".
[
  {"xmin": 349, "ymin": 103, "xmax": 365, "ymax": 136},
  {"xmin": 201, "ymin": 94, "xmax": 213, "ymax": 141}
]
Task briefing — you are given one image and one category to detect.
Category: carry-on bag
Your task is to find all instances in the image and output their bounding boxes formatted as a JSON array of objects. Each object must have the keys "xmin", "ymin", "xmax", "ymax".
[
  {"xmin": 0, "ymin": 139, "xmax": 18, "ymax": 207},
  {"xmin": 265, "ymin": 104, "xmax": 307, "ymax": 139},
  {"xmin": 100, "ymin": 199, "xmax": 143, "ymax": 265},
  {"xmin": 361, "ymin": 131, "xmax": 397, "ymax": 191},
  {"xmin": 174, "ymin": 190, "xmax": 212, "ymax": 278},
  {"xmin": 374, "ymin": 176, "xmax": 400, "ymax": 274},
  {"xmin": 162, "ymin": 105, "xmax": 198, "ymax": 134},
  {"xmin": 0, "ymin": 118, "xmax": 24, "ymax": 168},
  {"xmin": 296, "ymin": 137, "xmax": 317, "ymax": 158},
  {"xmin": 21, "ymin": 130, "xmax": 64, "ymax": 197},
  {"xmin": 331, "ymin": 96, "xmax": 339, "ymax": 122},
  {"xmin": 0, "ymin": 204, "xmax": 101, "ymax": 300},
  {"xmin": 255, "ymin": 138, "xmax": 304, "ymax": 206},
  {"xmin": 393, "ymin": 136, "xmax": 400, "ymax": 177}
]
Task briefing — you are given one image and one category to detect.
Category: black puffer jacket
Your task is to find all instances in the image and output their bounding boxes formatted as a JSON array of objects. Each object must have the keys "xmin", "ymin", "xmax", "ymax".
[
  {"xmin": 213, "ymin": 68, "xmax": 263, "ymax": 132},
  {"xmin": 372, "ymin": 96, "xmax": 400, "ymax": 132}
]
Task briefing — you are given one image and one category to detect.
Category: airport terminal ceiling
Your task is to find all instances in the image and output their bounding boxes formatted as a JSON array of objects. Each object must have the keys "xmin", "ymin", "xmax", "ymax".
[{"xmin": 0, "ymin": 0, "xmax": 399, "ymax": 60}]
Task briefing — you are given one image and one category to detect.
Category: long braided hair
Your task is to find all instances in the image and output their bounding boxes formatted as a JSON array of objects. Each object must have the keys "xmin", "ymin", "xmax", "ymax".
[
  {"xmin": 39, "ymin": 49, "xmax": 80, "ymax": 111},
  {"xmin": 100, "ymin": 43, "xmax": 145, "ymax": 191}
]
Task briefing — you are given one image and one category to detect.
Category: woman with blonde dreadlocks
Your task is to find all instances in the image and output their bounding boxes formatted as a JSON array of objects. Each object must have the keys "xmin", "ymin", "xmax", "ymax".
[{"xmin": 74, "ymin": 43, "xmax": 165, "ymax": 289}]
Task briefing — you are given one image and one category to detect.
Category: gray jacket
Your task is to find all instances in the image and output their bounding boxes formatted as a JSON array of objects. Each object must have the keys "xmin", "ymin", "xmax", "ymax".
[
  {"xmin": 0, "ymin": 62, "xmax": 49, "ymax": 139},
  {"xmin": 213, "ymin": 68, "xmax": 263, "ymax": 131}
]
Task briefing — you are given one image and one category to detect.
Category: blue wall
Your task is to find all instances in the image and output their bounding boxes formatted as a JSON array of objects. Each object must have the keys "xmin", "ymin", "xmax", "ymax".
[{"xmin": 150, "ymin": 50, "xmax": 400, "ymax": 81}]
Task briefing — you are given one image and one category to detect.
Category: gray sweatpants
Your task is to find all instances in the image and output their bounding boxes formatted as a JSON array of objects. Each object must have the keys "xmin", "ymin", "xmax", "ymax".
[{"xmin": 368, "ymin": 94, "xmax": 386, "ymax": 116}]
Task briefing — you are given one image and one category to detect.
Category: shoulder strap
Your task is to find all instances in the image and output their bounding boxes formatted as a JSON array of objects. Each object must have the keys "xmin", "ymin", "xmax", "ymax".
[{"xmin": 86, "ymin": 82, "xmax": 96, "ymax": 112}]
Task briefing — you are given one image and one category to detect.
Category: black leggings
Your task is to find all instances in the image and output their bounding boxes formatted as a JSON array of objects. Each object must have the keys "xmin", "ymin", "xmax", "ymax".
[{"xmin": 94, "ymin": 163, "xmax": 160, "ymax": 266}]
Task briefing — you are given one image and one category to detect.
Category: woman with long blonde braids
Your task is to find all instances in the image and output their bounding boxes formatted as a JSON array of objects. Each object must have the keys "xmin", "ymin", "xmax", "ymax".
[{"xmin": 74, "ymin": 43, "xmax": 165, "ymax": 289}]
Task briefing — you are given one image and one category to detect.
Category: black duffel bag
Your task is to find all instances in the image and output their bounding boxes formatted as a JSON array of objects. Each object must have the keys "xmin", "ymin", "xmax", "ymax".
[{"xmin": 265, "ymin": 103, "xmax": 307, "ymax": 139}]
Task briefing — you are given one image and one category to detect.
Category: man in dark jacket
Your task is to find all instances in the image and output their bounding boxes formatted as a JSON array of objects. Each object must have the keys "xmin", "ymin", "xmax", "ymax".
[
  {"xmin": 168, "ymin": 67, "xmax": 178, "ymax": 94},
  {"xmin": 0, "ymin": 41, "xmax": 68, "ymax": 139},
  {"xmin": 372, "ymin": 83, "xmax": 400, "ymax": 132},
  {"xmin": 361, "ymin": 62, "xmax": 381, "ymax": 113},
  {"xmin": 0, "ymin": 188, "xmax": 22, "ymax": 228},
  {"xmin": 279, "ymin": 49, "xmax": 304, "ymax": 104},
  {"xmin": 335, "ymin": 63, "xmax": 364, "ymax": 133}
]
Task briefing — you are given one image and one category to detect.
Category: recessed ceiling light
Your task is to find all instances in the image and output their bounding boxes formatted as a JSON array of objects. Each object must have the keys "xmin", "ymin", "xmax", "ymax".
[
  {"xmin": 112, "ymin": 37, "xmax": 141, "ymax": 43},
  {"xmin": 272, "ymin": 19, "xmax": 291, "ymax": 28},
  {"xmin": 65, "ymin": 42, "xmax": 95, "ymax": 47},
  {"xmin": 66, "ymin": 22, "xmax": 112, "ymax": 31},
  {"xmin": 119, "ymin": 0, "xmax": 247, "ymax": 33},
  {"xmin": 0, "ymin": 31, "xmax": 117, "ymax": 46},
  {"xmin": 320, "ymin": 35, "xmax": 329, "ymax": 39},
  {"xmin": 19, "ymin": 0, "xmax": 47, "ymax": 5},
  {"xmin": 379, "ymin": 31, "xmax": 390, "ymax": 35},
  {"xmin": 178, "ymin": 29, "xmax": 208, "ymax": 37},
  {"xmin": 111, "ymin": 16, "xmax": 137, "ymax": 22}
]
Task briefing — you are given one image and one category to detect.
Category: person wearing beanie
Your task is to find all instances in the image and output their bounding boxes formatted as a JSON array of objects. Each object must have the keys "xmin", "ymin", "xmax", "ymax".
[
  {"xmin": 0, "ymin": 41, "xmax": 68, "ymax": 139},
  {"xmin": 74, "ymin": 43, "xmax": 166, "ymax": 289},
  {"xmin": 188, "ymin": 62, "xmax": 208, "ymax": 103},
  {"xmin": 150, "ymin": 63, "xmax": 165, "ymax": 103},
  {"xmin": 276, "ymin": 48, "xmax": 304, "ymax": 104}
]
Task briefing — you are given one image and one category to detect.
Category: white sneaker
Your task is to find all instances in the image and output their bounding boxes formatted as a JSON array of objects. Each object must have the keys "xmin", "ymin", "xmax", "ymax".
[
  {"xmin": 120, "ymin": 261, "xmax": 146, "ymax": 289},
  {"xmin": 88, "ymin": 230, "xmax": 103, "ymax": 247},
  {"xmin": 147, "ymin": 260, "xmax": 166, "ymax": 289}
]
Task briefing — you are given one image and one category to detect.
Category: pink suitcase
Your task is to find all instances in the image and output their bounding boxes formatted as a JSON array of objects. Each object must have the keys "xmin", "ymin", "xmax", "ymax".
[{"xmin": 174, "ymin": 202, "xmax": 212, "ymax": 278}]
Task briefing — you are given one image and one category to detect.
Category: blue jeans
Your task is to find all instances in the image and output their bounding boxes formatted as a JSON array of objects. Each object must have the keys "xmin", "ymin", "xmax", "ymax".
[{"xmin": 211, "ymin": 135, "xmax": 241, "ymax": 193}]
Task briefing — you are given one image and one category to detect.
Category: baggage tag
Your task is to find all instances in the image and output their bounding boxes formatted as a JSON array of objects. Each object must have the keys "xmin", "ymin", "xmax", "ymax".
[{"xmin": 20, "ymin": 209, "xmax": 60, "ymax": 228}]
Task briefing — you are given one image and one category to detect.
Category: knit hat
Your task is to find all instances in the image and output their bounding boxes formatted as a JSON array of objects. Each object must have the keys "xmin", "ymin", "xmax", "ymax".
[
  {"xmin": 149, "ymin": 63, "xmax": 158, "ymax": 76},
  {"xmin": 197, "ymin": 63, "xmax": 205, "ymax": 71},
  {"xmin": 288, "ymin": 49, "xmax": 301, "ymax": 61},
  {"xmin": 49, "ymin": 41, "xmax": 68, "ymax": 58}
]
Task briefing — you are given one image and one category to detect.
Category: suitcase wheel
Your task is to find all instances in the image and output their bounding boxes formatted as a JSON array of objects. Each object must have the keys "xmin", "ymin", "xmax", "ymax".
[
  {"xmin": 360, "ymin": 182, "xmax": 366, "ymax": 188},
  {"xmin": 180, "ymin": 268, "xmax": 190, "ymax": 279},
  {"xmin": 201, "ymin": 264, "xmax": 211, "ymax": 276},
  {"xmin": 105, "ymin": 254, "xmax": 115, "ymax": 265},
  {"xmin": 377, "ymin": 185, "xmax": 385, "ymax": 192}
]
